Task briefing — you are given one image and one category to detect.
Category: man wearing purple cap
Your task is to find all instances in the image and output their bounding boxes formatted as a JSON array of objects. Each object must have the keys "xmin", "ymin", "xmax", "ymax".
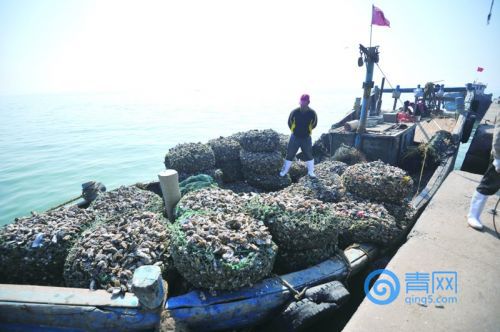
[{"xmin": 280, "ymin": 94, "xmax": 318, "ymax": 178}]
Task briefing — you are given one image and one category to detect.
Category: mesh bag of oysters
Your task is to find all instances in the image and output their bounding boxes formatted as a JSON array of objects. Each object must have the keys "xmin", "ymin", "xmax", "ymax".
[
  {"xmin": 284, "ymin": 160, "xmax": 347, "ymax": 203},
  {"xmin": 332, "ymin": 199, "xmax": 402, "ymax": 246},
  {"xmin": 0, "ymin": 206, "xmax": 95, "ymax": 285},
  {"xmin": 341, "ymin": 160, "xmax": 414, "ymax": 203},
  {"xmin": 332, "ymin": 144, "xmax": 367, "ymax": 165},
  {"xmin": 170, "ymin": 210, "xmax": 277, "ymax": 290},
  {"xmin": 239, "ymin": 129, "xmax": 291, "ymax": 191},
  {"xmin": 89, "ymin": 185, "xmax": 165, "ymax": 218},
  {"xmin": 238, "ymin": 129, "xmax": 280, "ymax": 153},
  {"xmin": 164, "ymin": 142, "xmax": 222, "ymax": 182},
  {"xmin": 246, "ymin": 192, "xmax": 339, "ymax": 272},
  {"xmin": 208, "ymin": 136, "xmax": 244, "ymax": 183},
  {"xmin": 175, "ymin": 187, "xmax": 250, "ymax": 217},
  {"xmin": 64, "ymin": 211, "xmax": 173, "ymax": 293}
]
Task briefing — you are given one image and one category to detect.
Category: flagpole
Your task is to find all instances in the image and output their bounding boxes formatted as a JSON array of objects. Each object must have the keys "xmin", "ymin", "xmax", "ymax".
[
  {"xmin": 370, "ymin": 4, "xmax": 373, "ymax": 47},
  {"xmin": 370, "ymin": 23, "xmax": 373, "ymax": 47}
]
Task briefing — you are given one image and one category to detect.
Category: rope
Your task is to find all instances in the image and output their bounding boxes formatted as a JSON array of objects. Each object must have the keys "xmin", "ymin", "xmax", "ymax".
[
  {"xmin": 335, "ymin": 248, "xmax": 353, "ymax": 286},
  {"xmin": 492, "ymin": 196, "xmax": 500, "ymax": 238},
  {"xmin": 414, "ymin": 145, "xmax": 428, "ymax": 198},
  {"xmin": 376, "ymin": 62, "xmax": 432, "ymax": 143},
  {"xmin": 47, "ymin": 195, "xmax": 83, "ymax": 211},
  {"xmin": 487, "ymin": 0, "xmax": 494, "ymax": 24},
  {"xmin": 272, "ymin": 273, "xmax": 308, "ymax": 301}
]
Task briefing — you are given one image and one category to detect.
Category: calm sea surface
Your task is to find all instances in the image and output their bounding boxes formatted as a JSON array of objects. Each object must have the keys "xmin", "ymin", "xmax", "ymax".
[{"xmin": 0, "ymin": 89, "xmax": 357, "ymax": 225}]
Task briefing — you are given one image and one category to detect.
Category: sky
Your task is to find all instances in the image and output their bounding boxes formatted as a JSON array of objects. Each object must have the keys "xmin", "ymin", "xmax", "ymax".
[{"xmin": 0, "ymin": 0, "xmax": 499, "ymax": 98}]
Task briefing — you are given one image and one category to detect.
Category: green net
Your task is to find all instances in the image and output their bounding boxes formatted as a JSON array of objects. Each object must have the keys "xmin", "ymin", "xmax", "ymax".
[
  {"xmin": 64, "ymin": 211, "xmax": 172, "ymax": 292},
  {"xmin": 246, "ymin": 192, "xmax": 339, "ymax": 251},
  {"xmin": 90, "ymin": 185, "xmax": 165, "ymax": 218},
  {"xmin": 342, "ymin": 160, "xmax": 414, "ymax": 203},
  {"xmin": 170, "ymin": 211, "xmax": 277, "ymax": 290},
  {"xmin": 332, "ymin": 144, "xmax": 367, "ymax": 165},
  {"xmin": 0, "ymin": 206, "xmax": 95, "ymax": 286},
  {"xmin": 175, "ymin": 187, "xmax": 250, "ymax": 218},
  {"xmin": 179, "ymin": 174, "xmax": 217, "ymax": 196},
  {"xmin": 333, "ymin": 199, "xmax": 402, "ymax": 246},
  {"xmin": 164, "ymin": 142, "xmax": 216, "ymax": 174},
  {"xmin": 275, "ymin": 244, "xmax": 337, "ymax": 273}
]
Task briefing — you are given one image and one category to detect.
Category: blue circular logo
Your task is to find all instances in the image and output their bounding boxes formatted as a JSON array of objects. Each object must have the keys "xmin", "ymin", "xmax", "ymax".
[{"xmin": 364, "ymin": 269, "xmax": 400, "ymax": 305}]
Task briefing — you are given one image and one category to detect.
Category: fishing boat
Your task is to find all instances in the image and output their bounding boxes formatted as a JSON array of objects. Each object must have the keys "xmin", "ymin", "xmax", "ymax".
[{"xmin": 0, "ymin": 44, "xmax": 482, "ymax": 331}]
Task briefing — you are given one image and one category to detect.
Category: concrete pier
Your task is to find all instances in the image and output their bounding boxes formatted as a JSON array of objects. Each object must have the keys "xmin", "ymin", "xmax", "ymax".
[{"xmin": 343, "ymin": 170, "xmax": 500, "ymax": 332}]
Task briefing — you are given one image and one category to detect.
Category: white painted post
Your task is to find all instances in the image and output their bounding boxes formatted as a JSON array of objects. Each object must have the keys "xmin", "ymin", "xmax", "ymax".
[{"xmin": 158, "ymin": 170, "xmax": 181, "ymax": 222}]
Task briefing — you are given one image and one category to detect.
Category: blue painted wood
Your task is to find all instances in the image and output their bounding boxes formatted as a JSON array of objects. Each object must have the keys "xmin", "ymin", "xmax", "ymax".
[
  {"xmin": 166, "ymin": 258, "xmax": 347, "ymax": 310},
  {"xmin": 164, "ymin": 246, "xmax": 378, "ymax": 331},
  {"xmin": 169, "ymin": 293, "xmax": 286, "ymax": 331},
  {"xmin": 0, "ymin": 323, "xmax": 85, "ymax": 332},
  {"xmin": 0, "ymin": 284, "xmax": 139, "ymax": 307},
  {"xmin": 0, "ymin": 302, "xmax": 160, "ymax": 332}
]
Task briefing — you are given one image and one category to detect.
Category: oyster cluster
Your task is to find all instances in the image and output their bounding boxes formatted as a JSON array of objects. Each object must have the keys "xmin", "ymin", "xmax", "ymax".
[
  {"xmin": 341, "ymin": 160, "xmax": 414, "ymax": 203},
  {"xmin": 382, "ymin": 200, "xmax": 416, "ymax": 231},
  {"xmin": 238, "ymin": 129, "xmax": 280, "ymax": 152},
  {"xmin": 0, "ymin": 206, "xmax": 95, "ymax": 285},
  {"xmin": 175, "ymin": 187, "xmax": 251, "ymax": 217},
  {"xmin": 275, "ymin": 244, "xmax": 337, "ymax": 272},
  {"xmin": 288, "ymin": 161, "xmax": 307, "ymax": 182},
  {"xmin": 240, "ymin": 150, "xmax": 283, "ymax": 175},
  {"xmin": 89, "ymin": 185, "xmax": 165, "ymax": 218},
  {"xmin": 316, "ymin": 160, "xmax": 348, "ymax": 176},
  {"xmin": 208, "ymin": 137, "xmax": 244, "ymax": 183},
  {"xmin": 246, "ymin": 192, "xmax": 339, "ymax": 272},
  {"xmin": 164, "ymin": 142, "xmax": 216, "ymax": 175},
  {"xmin": 332, "ymin": 199, "xmax": 401, "ymax": 246},
  {"xmin": 278, "ymin": 133, "xmax": 290, "ymax": 158},
  {"xmin": 171, "ymin": 211, "xmax": 277, "ymax": 290},
  {"xmin": 332, "ymin": 144, "xmax": 367, "ymax": 165},
  {"xmin": 64, "ymin": 211, "xmax": 172, "ymax": 292},
  {"xmin": 238, "ymin": 129, "xmax": 291, "ymax": 191},
  {"xmin": 284, "ymin": 161, "xmax": 347, "ymax": 203}
]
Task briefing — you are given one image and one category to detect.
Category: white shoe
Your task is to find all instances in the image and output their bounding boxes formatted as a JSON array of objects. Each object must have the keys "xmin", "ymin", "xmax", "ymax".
[
  {"xmin": 280, "ymin": 160, "xmax": 292, "ymax": 177},
  {"xmin": 467, "ymin": 190, "xmax": 487, "ymax": 230},
  {"xmin": 306, "ymin": 160, "xmax": 316, "ymax": 178}
]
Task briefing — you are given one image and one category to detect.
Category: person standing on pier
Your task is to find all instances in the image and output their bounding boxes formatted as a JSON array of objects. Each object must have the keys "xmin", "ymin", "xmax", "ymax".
[
  {"xmin": 280, "ymin": 94, "xmax": 318, "ymax": 178},
  {"xmin": 467, "ymin": 114, "xmax": 500, "ymax": 230}
]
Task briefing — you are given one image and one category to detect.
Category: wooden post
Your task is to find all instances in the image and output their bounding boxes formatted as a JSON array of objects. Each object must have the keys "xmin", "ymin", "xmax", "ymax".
[
  {"xmin": 158, "ymin": 170, "xmax": 181, "ymax": 222},
  {"xmin": 132, "ymin": 265, "xmax": 167, "ymax": 310}
]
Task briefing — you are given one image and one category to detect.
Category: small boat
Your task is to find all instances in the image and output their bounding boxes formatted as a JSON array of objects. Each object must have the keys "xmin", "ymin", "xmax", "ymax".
[
  {"xmin": 0, "ymin": 42, "xmax": 482, "ymax": 330},
  {"xmin": 0, "ymin": 105, "xmax": 469, "ymax": 331}
]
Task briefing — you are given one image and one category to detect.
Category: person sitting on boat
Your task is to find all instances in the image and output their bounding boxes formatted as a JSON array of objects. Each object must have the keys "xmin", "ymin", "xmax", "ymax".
[
  {"xmin": 467, "ymin": 114, "xmax": 500, "ymax": 230},
  {"xmin": 280, "ymin": 94, "xmax": 318, "ymax": 178}
]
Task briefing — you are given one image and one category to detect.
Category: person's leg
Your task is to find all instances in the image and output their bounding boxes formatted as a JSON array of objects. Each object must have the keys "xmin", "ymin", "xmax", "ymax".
[
  {"xmin": 468, "ymin": 162, "xmax": 500, "ymax": 230},
  {"xmin": 299, "ymin": 136, "xmax": 316, "ymax": 178},
  {"xmin": 281, "ymin": 135, "xmax": 299, "ymax": 176}
]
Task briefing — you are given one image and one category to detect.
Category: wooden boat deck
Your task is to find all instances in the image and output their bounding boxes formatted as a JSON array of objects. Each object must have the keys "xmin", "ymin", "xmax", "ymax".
[{"xmin": 414, "ymin": 117, "xmax": 458, "ymax": 143}]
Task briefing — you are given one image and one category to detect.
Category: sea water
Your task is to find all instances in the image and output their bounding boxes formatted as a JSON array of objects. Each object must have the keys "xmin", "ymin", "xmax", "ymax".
[{"xmin": 0, "ymin": 89, "xmax": 356, "ymax": 225}]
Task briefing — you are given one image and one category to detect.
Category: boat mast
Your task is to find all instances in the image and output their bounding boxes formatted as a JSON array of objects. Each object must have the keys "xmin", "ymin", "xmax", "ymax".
[{"xmin": 355, "ymin": 44, "xmax": 379, "ymax": 149}]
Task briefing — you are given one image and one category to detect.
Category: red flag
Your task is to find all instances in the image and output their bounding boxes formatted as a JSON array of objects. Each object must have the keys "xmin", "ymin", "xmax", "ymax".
[
  {"xmin": 372, "ymin": 5, "xmax": 390, "ymax": 27},
  {"xmin": 477, "ymin": 66, "xmax": 484, "ymax": 72}
]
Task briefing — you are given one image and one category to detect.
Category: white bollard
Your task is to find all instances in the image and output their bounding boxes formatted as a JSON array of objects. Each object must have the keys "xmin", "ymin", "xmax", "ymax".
[{"xmin": 158, "ymin": 170, "xmax": 181, "ymax": 222}]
